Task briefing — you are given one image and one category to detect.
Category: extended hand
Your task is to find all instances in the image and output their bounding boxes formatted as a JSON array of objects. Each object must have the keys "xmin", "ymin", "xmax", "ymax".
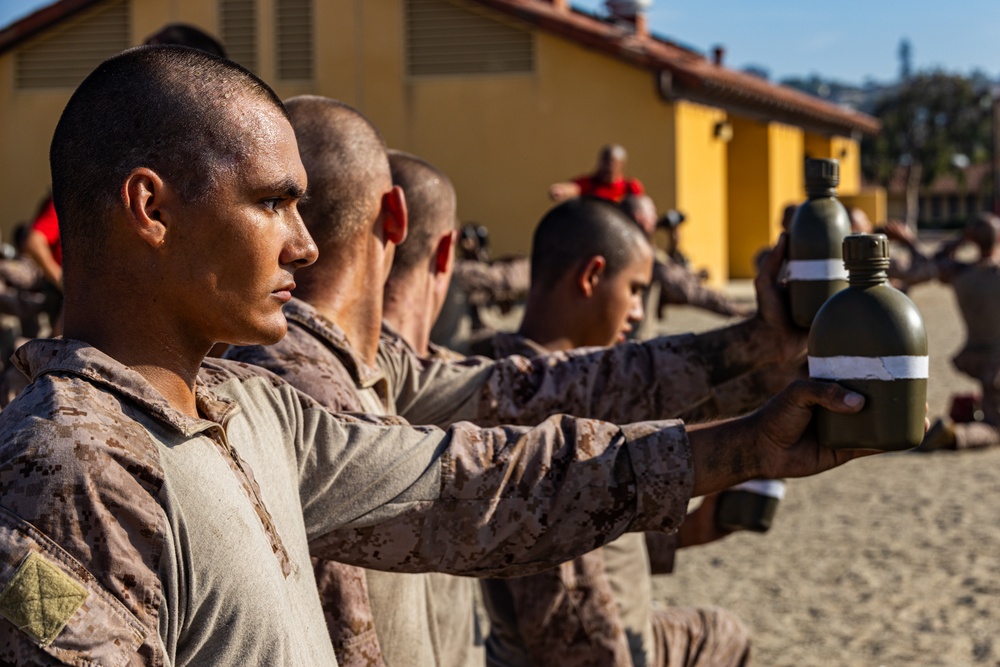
[
  {"xmin": 747, "ymin": 380, "xmax": 871, "ymax": 480},
  {"xmin": 751, "ymin": 233, "xmax": 807, "ymax": 364},
  {"xmin": 688, "ymin": 380, "xmax": 870, "ymax": 496}
]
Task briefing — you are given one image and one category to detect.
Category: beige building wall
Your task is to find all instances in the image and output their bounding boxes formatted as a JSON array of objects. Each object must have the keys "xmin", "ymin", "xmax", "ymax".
[{"xmin": 398, "ymin": 29, "xmax": 678, "ymax": 257}]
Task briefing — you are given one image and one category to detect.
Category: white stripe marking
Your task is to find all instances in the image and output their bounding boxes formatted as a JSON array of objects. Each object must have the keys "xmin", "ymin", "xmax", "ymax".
[
  {"xmin": 731, "ymin": 479, "xmax": 786, "ymax": 500},
  {"xmin": 808, "ymin": 355, "xmax": 929, "ymax": 380},
  {"xmin": 786, "ymin": 259, "xmax": 849, "ymax": 281}
]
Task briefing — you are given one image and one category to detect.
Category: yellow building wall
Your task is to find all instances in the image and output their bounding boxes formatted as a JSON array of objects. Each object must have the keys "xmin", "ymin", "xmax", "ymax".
[
  {"xmin": 841, "ymin": 187, "xmax": 887, "ymax": 226},
  {"xmin": 671, "ymin": 101, "xmax": 729, "ymax": 285},
  {"xmin": 832, "ymin": 136, "xmax": 861, "ymax": 194},
  {"xmin": 726, "ymin": 116, "xmax": 770, "ymax": 278},
  {"xmin": 767, "ymin": 121, "xmax": 804, "ymax": 240},
  {"xmin": 727, "ymin": 116, "xmax": 804, "ymax": 278},
  {"xmin": 803, "ymin": 131, "xmax": 861, "ymax": 195}
]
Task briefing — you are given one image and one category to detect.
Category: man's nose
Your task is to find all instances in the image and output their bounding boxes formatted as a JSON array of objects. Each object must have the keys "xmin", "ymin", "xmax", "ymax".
[{"xmin": 281, "ymin": 212, "xmax": 319, "ymax": 270}]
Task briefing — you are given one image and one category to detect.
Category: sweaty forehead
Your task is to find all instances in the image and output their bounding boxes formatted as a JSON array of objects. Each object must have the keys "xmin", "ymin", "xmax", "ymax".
[{"xmin": 225, "ymin": 101, "xmax": 306, "ymax": 189}]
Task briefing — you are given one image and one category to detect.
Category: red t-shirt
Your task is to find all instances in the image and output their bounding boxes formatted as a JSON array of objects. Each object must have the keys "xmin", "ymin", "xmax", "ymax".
[
  {"xmin": 572, "ymin": 175, "xmax": 644, "ymax": 203},
  {"xmin": 31, "ymin": 199, "xmax": 62, "ymax": 266}
]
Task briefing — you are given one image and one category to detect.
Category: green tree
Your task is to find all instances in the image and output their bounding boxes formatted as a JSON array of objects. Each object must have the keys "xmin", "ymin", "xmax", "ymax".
[{"xmin": 862, "ymin": 71, "xmax": 992, "ymax": 227}]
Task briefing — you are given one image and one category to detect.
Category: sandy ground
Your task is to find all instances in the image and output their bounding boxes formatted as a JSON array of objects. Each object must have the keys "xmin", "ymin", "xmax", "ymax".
[{"xmin": 653, "ymin": 280, "xmax": 998, "ymax": 667}]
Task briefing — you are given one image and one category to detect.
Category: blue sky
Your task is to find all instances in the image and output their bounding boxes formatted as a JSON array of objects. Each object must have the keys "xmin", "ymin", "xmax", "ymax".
[{"xmin": 3, "ymin": 0, "xmax": 999, "ymax": 83}]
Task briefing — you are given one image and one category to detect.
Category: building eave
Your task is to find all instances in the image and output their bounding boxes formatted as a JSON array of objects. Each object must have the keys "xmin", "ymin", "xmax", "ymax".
[
  {"xmin": 0, "ymin": 0, "xmax": 106, "ymax": 56},
  {"xmin": 474, "ymin": 0, "xmax": 881, "ymax": 137}
]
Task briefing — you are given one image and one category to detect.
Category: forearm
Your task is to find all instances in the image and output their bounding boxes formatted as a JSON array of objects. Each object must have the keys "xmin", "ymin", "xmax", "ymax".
[
  {"xmin": 306, "ymin": 416, "xmax": 694, "ymax": 577},
  {"xmin": 23, "ymin": 232, "xmax": 61, "ymax": 289},
  {"xmin": 686, "ymin": 415, "xmax": 762, "ymax": 497},
  {"xmin": 684, "ymin": 318, "xmax": 788, "ymax": 386},
  {"xmin": 644, "ymin": 531, "xmax": 679, "ymax": 574}
]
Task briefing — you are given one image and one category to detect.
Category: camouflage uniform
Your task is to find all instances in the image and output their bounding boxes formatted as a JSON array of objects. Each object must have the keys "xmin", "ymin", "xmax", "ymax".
[
  {"xmin": 230, "ymin": 294, "xmax": 768, "ymax": 666},
  {"xmin": 482, "ymin": 332, "xmax": 751, "ymax": 667},
  {"xmin": 226, "ymin": 300, "xmax": 417, "ymax": 667},
  {"xmin": 949, "ymin": 263, "xmax": 1000, "ymax": 449},
  {"xmin": 0, "ymin": 337, "xmax": 695, "ymax": 665}
]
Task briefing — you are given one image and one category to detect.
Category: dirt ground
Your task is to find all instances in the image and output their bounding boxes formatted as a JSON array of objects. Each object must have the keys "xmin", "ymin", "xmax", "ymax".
[{"xmin": 654, "ymin": 279, "xmax": 997, "ymax": 667}]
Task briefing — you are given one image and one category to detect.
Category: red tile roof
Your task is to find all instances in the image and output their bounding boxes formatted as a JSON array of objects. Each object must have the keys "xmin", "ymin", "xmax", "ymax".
[
  {"xmin": 885, "ymin": 162, "xmax": 993, "ymax": 196},
  {"xmin": 475, "ymin": 0, "xmax": 880, "ymax": 136},
  {"xmin": 0, "ymin": 0, "xmax": 881, "ymax": 137}
]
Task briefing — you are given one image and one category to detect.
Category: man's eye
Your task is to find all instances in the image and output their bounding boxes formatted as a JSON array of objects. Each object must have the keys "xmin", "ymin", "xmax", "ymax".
[{"xmin": 263, "ymin": 198, "xmax": 283, "ymax": 211}]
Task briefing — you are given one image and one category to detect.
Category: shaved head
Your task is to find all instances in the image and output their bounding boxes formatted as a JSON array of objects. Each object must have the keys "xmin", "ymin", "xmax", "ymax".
[
  {"xmin": 388, "ymin": 151, "xmax": 456, "ymax": 278},
  {"xmin": 531, "ymin": 197, "xmax": 650, "ymax": 290},
  {"xmin": 621, "ymin": 194, "xmax": 657, "ymax": 237},
  {"xmin": 601, "ymin": 144, "xmax": 627, "ymax": 162},
  {"xmin": 596, "ymin": 144, "xmax": 628, "ymax": 183},
  {"xmin": 284, "ymin": 96, "xmax": 390, "ymax": 247},
  {"xmin": 50, "ymin": 45, "xmax": 285, "ymax": 271}
]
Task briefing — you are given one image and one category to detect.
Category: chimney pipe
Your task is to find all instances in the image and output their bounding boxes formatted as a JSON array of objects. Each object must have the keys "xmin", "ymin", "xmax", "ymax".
[
  {"xmin": 605, "ymin": 1, "xmax": 653, "ymax": 37},
  {"xmin": 713, "ymin": 45, "xmax": 725, "ymax": 66}
]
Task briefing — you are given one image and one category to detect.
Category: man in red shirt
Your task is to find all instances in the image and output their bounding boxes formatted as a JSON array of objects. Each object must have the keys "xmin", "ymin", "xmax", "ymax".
[
  {"xmin": 23, "ymin": 197, "xmax": 62, "ymax": 289},
  {"xmin": 549, "ymin": 144, "xmax": 644, "ymax": 203}
]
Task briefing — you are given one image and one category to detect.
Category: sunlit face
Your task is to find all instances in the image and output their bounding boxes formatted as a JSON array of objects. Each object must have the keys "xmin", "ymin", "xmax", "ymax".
[
  {"xmin": 582, "ymin": 242, "xmax": 654, "ymax": 347},
  {"xmin": 163, "ymin": 99, "xmax": 317, "ymax": 349}
]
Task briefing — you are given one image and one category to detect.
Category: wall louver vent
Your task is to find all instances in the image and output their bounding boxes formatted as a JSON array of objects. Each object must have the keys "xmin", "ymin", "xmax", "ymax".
[
  {"xmin": 276, "ymin": 0, "xmax": 313, "ymax": 80},
  {"xmin": 220, "ymin": 0, "xmax": 257, "ymax": 72},
  {"xmin": 406, "ymin": 0, "xmax": 534, "ymax": 77},
  {"xmin": 16, "ymin": 0, "xmax": 129, "ymax": 90}
]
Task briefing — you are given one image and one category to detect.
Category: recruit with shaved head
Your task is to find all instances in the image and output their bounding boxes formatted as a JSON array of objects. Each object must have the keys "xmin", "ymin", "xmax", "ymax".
[{"xmin": 0, "ymin": 46, "xmax": 871, "ymax": 666}]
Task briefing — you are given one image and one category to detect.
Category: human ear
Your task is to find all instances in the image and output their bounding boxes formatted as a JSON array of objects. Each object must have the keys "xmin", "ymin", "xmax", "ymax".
[
  {"xmin": 122, "ymin": 168, "xmax": 169, "ymax": 248},
  {"xmin": 381, "ymin": 185, "xmax": 409, "ymax": 246},
  {"xmin": 577, "ymin": 256, "xmax": 606, "ymax": 297},
  {"xmin": 434, "ymin": 229, "xmax": 457, "ymax": 275}
]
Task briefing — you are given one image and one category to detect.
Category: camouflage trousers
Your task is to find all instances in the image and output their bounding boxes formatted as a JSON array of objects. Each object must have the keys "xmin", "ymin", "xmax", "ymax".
[
  {"xmin": 953, "ymin": 354, "xmax": 1000, "ymax": 450},
  {"xmin": 954, "ymin": 382, "xmax": 1000, "ymax": 450},
  {"xmin": 653, "ymin": 606, "xmax": 751, "ymax": 667}
]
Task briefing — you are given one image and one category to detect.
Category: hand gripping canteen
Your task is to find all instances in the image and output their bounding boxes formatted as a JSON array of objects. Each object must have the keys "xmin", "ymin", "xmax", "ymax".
[{"xmin": 808, "ymin": 234, "xmax": 928, "ymax": 450}]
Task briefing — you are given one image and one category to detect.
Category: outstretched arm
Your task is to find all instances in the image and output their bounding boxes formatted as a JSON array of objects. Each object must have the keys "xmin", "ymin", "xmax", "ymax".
[
  {"xmin": 301, "ymin": 380, "xmax": 868, "ymax": 577},
  {"xmin": 382, "ymin": 234, "xmax": 805, "ymax": 428}
]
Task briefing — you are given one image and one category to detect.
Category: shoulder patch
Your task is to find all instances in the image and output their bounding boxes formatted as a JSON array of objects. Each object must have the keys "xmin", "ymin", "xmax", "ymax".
[{"xmin": 0, "ymin": 551, "xmax": 88, "ymax": 647}]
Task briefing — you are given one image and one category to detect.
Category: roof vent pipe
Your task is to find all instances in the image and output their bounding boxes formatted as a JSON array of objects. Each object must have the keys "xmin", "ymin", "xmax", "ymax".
[
  {"xmin": 605, "ymin": 0, "xmax": 652, "ymax": 37},
  {"xmin": 713, "ymin": 45, "xmax": 725, "ymax": 65}
]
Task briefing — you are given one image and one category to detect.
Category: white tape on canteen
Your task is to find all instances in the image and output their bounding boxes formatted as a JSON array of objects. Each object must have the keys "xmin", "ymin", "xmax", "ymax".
[
  {"xmin": 731, "ymin": 479, "xmax": 786, "ymax": 500},
  {"xmin": 786, "ymin": 259, "xmax": 849, "ymax": 281},
  {"xmin": 808, "ymin": 355, "xmax": 929, "ymax": 381}
]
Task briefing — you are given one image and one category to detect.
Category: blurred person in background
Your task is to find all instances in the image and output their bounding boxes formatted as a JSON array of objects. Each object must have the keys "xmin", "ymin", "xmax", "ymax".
[
  {"xmin": 549, "ymin": 144, "xmax": 644, "ymax": 203},
  {"xmin": 922, "ymin": 213, "xmax": 1000, "ymax": 451}
]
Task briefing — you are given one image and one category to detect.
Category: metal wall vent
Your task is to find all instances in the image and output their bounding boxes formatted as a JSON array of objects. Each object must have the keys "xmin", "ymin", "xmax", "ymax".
[
  {"xmin": 276, "ymin": 0, "xmax": 313, "ymax": 80},
  {"xmin": 406, "ymin": 0, "xmax": 534, "ymax": 77},
  {"xmin": 220, "ymin": 0, "xmax": 257, "ymax": 72},
  {"xmin": 16, "ymin": 0, "xmax": 130, "ymax": 90}
]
